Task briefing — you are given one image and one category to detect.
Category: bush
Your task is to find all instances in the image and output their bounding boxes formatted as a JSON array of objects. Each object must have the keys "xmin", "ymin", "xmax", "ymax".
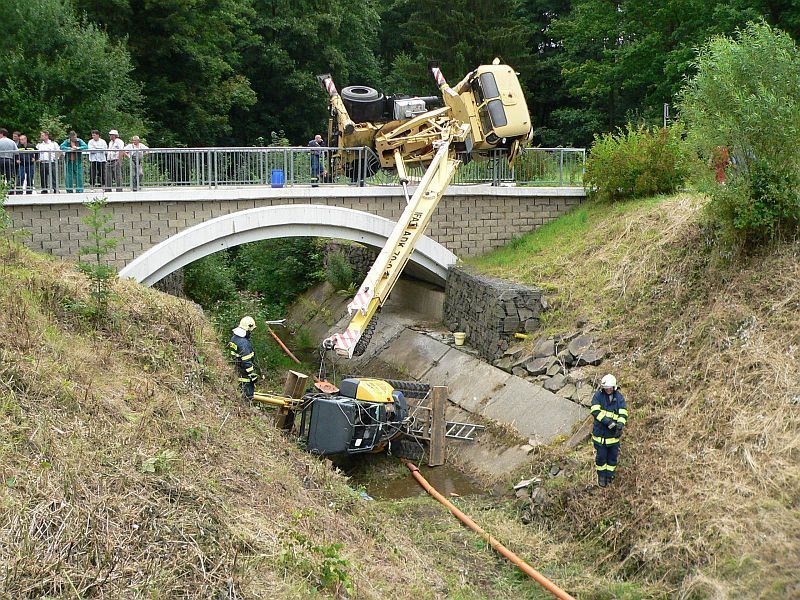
[
  {"xmin": 679, "ymin": 21, "xmax": 800, "ymax": 243},
  {"xmin": 584, "ymin": 123, "xmax": 689, "ymax": 203},
  {"xmin": 232, "ymin": 238, "xmax": 324, "ymax": 306},
  {"xmin": 325, "ymin": 251, "xmax": 356, "ymax": 291},
  {"xmin": 184, "ymin": 252, "xmax": 237, "ymax": 308}
]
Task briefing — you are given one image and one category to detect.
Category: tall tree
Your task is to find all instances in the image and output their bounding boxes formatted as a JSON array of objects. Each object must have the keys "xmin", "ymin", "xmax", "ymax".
[
  {"xmin": 382, "ymin": 0, "xmax": 531, "ymax": 96},
  {"xmin": 516, "ymin": 0, "xmax": 578, "ymax": 146},
  {"xmin": 0, "ymin": 0, "xmax": 143, "ymax": 140},
  {"xmin": 73, "ymin": 0, "xmax": 257, "ymax": 145},
  {"xmin": 231, "ymin": 0, "xmax": 383, "ymax": 145}
]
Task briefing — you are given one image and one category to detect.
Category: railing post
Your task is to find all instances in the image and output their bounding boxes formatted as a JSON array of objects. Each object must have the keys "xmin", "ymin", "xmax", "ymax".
[
  {"xmin": 289, "ymin": 149, "xmax": 295, "ymax": 186},
  {"xmin": 559, "ymin": 149, "xmax": 564, "ymax": 186}
]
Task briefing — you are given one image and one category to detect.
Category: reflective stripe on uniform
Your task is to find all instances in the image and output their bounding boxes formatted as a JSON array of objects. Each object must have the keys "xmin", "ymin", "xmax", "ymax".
[
  {"xmin": 241, "ymin": 352, "xmax": 254, "ymax": 360},
  {"xmin": 592, "ymin": 435, "xmax": 620, "ymax": 445},
  {"xmin": 238, "ymin": 377, "xmax": 250, "ymax": 383},
  {"xmin": 245, "ymin": 366, "xmax": 254, "ymax": 373}
]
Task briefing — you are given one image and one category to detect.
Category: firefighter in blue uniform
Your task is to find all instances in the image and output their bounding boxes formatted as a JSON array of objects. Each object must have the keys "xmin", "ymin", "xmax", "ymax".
[
  {"xmin": 590, "ymin": 374, "xmax": 628, "ymax": 487},
  {"xmin": 229, "ymin": 316, "xmax": 258, "ymax": 400}
]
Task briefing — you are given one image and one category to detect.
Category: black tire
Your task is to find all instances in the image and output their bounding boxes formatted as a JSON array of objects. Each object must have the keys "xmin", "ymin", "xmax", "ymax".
[
  {"xmin": 345, "ymin": 153, "xmax": 381, "ymax": 184},
  {"xmin": 341, "ymin": 85, "xmax": 385, "ymax": 123},
  {"xmin": 382, "ymin": 379, "xmax": 431, "ymax": 400},
  {"xmin": 388, "ymin": 437, "xmax": 425, "ymax": 461}
]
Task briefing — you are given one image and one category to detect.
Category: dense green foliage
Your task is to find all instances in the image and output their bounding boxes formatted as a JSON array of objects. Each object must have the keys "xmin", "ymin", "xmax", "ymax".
[
  {"xmin": 325, "ymin": 251, "xmax": 357, "ymax": 291},
  {"xmin": 585, "ymin": 124, "xmax": 689, "ymax": 203},
  {"xmin": 1, "ymin": 0, "xmax": 797, "ymax": 147},
  {"xmin": 0, "ymin": 0, "xmax": 144, "ymax": 140},
  {"xmin": 183, "ymin": 238, "xmax": 323, "ymax": 378},
  {"xmin": 679, "ymin": 21, "xmax": 800, "ymax": 242}
]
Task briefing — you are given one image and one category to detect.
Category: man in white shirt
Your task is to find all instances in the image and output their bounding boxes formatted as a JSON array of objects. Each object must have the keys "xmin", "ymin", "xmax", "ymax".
[
  {"xmin": 123, "ymin": 135, "xmax": 148, "ymax": 191},
  {"xmin": 87, "ymin": 130, "xmax": 108, "ymax": 190},
  {"xmin": 105, "ymin": 129, "xmax": 124, "ymax": 192},
  {"xmin": 36, "ymin": 130, "xmax": 59, "ymax": 194}
]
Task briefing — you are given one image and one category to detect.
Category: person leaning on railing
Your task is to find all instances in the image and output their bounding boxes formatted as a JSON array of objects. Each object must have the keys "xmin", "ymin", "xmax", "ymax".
[
  {"xmin": 122, "ymin": 135, "xmax": 148, "ymax": 191},
  {"xmin": 60, "ymin": 130, "xmax": 88, "ymax": 193},
  {"xmin": 105, "ymin": 129, "xmax": 124, "ymax": 192},
  {"xmin": 36, "ymin": 131, "xmax": 59, "ymax": 194},
  {"xmin": 88, "ymin": 130, "xmax": 108, "ymax": 191},
  {"xmin": 0, "ymin": 128, "xmax": 17, "ymax": 189},
  {"xmin": 15, "ymin": 134, "xmax": 37, "ymax": 194}
]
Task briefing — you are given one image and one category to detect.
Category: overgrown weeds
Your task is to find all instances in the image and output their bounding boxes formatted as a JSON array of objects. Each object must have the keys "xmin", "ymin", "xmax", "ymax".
[{"xmin": 471, "ymin": 192, "xmax": 800, "ymax": 597}]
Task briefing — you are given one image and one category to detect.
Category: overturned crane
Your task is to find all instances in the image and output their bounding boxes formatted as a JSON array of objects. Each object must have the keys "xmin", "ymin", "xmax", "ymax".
[{"xmin": 319, "ymin": 60, "xmax": 533, "ymax": 358}]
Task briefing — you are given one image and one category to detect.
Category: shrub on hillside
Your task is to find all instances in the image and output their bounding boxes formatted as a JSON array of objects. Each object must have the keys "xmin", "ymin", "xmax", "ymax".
[
  {"xmin": 584, "ymin": 124, "xmax": 689, "ymax": 203},
  {"xmin": 232, "ymin": 238, "xmax": 324, "ymax": 306},
  {"xmin": 679, "ymin": 21, "xmax": 800, "ymax": 243},
  {"xmin": 184, "ymin": 252, "xmax": 237, "ymax": 307},
  {"xmin": 325, "ymin": 251, "xmax": 356, "ymax": 291}
]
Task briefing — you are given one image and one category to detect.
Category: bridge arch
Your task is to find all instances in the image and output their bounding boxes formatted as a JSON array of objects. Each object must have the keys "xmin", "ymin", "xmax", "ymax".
[{"xmin": 119, "ymin": 204, "xmax": 458, "ymax": 286}]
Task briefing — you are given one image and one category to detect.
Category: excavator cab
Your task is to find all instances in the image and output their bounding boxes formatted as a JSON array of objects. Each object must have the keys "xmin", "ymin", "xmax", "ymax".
[{"xmin": 299, "ymin": 378, "xmax": 409, "ymax": 455}]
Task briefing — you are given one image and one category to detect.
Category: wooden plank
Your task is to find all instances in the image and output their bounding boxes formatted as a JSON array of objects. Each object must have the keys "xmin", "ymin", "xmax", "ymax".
[
  {"xmin": 274, "ymin": 370, "xmax": 308, "ymax": 430},
  {"xmin": 428, "ymin": 385, "xmax": 447, "ymax": 467}
]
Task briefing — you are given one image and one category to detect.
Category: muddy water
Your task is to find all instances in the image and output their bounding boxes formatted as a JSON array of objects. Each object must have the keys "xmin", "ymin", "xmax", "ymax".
[
  {"xmin": 367, "ymin": 464, "xmax": 485, "ymax": 500},
  {"xmin": 342, "ymin": 456, "xmax": 485, "ymax": 500}
]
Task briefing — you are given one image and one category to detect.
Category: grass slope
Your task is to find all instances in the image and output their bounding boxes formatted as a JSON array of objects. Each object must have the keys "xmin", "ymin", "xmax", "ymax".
[
  {"xmin": 1, "ymin": 244, "xmax": 637, "ymax": 599},
  {"xmin": 469, "ymin": 193, "xmax": 800, "ymax": 599}
]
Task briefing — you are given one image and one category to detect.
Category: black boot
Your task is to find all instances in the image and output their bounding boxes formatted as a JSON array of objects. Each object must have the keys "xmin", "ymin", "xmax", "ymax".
[{"xmin": 598, "ymin": 474, "xmax": 607, "ymax": 487}]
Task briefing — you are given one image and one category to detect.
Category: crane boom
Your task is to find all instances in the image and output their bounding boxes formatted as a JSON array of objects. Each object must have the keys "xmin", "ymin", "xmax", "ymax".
[{"xmin": 320, "ymin": 60, "xmax": 532, "ymax": 358}]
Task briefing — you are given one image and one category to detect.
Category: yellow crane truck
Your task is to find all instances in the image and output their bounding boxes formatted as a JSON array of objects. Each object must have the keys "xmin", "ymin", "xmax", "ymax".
[
  {"xmin": 320, "ymin": 59, "xmax": 532, "ymax": 359},
  {"xmin": 254, "ymin": 60, "xmax": 531, "ymax": 458}
]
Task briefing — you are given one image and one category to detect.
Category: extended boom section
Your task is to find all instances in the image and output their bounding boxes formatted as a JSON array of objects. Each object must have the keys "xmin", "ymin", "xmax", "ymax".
[
  {"xmin": 325, "ymin": 140, "xmax": 461, "ymax": 357},
  {"xmin": 319, "ymin": 60, "xmax": 532, "ymax": 358}
]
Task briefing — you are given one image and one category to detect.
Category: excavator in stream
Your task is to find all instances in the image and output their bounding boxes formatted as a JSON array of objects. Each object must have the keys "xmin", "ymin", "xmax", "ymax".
[{"xmin": 252, "ymin": 60, "xmax": 532, "ymax": 458}]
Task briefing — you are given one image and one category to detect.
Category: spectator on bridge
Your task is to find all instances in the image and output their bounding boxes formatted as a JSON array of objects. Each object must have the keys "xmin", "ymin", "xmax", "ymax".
[
  {"xmin": 123, "ymin": 135, "xmax": 148, "ymax": 191},
  {"xmin": 15, "ymin": 134, "xmax": 37, "ymax": 194},
  {"xmin": 36, "ymin": 131, "xmax": 60, "ymax": 194},
  {"xmin": 87, "ymin": 130, "xmax": 108, "ymax": 190},
  {"xmin": 60, "ymin": 131, "xmax": 88, "ymax": 193},
  {"xmin": 590, "ymin": 374, "xmax": 628, "ymax": 487},
  {"xmin": 0, "ymin": 129, "xmax": 17, "ymax": 190},
  {"xmin": 105, "ymin": 129, "xmax": 124, "ymax": 192},
  {"xmin": 12, "ymin": 131, "xmax": 20, "ymax": 145},
  {"xmin": 308, "ymin": 134, "xmax": 326, "ymax": 187}
]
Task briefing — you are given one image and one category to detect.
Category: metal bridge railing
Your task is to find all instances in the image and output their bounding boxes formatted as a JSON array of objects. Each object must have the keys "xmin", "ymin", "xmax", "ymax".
[{"xmin": 0, "ymin": 146, "xmax": 585, "ymax": 194}]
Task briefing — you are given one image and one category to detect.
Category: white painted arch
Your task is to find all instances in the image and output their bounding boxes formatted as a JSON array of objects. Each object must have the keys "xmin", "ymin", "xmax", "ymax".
[{"xmin": 119, "ymin": 204, "xmax": 458, "ymax": 286}]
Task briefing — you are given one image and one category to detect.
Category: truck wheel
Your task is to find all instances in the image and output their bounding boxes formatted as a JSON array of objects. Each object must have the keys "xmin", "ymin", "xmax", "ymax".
[
  {"xmin": 388, "ymin": 437, "xmax": 425, "ymax": 461},
  {"xmin": 345, "ymin": 153, "xmax": 381, "ymax": 184},
  {"xmin": 341, "ymin": 85, "xmax": 385, "ymax": 123},
  {"xmin": 382, "ymin": 379, "xmax": 431, "ymax": 400}
]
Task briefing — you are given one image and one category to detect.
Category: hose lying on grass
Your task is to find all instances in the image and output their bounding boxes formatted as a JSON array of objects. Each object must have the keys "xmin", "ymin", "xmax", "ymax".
[{"xmin": 405, "ymin": 462, "xmax": 576, "ymax": 600}]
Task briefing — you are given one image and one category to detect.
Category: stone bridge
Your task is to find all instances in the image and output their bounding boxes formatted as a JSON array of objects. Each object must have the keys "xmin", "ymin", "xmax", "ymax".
[{"xmin": 6, "ymin": 185, "xmax": 584, "ymax": 285}]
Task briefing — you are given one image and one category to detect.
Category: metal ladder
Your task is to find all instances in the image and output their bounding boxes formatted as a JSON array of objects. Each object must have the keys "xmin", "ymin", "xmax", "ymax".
[
  {"xmin": 444, "ymin": 421, "xmax": 485, "ymax": 441},
  {"xmin": 409, "ymin": 420, "xmax": 485, "ymax": 441}
]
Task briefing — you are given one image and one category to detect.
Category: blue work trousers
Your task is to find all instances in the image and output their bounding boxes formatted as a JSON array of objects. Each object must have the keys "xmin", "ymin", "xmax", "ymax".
[{"xmin": 594, "ymin": 442, "xmax": 620, "ymax": 478}]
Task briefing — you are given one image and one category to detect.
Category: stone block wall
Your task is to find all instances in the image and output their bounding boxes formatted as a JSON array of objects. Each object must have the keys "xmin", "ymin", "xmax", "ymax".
[
  {"xmin": 6, "ymin": 186, "xmax": 584, "ymax": 273},
  {"xmin": 443, "ymin": 266, "xmax": 546, "ymax": 361}
]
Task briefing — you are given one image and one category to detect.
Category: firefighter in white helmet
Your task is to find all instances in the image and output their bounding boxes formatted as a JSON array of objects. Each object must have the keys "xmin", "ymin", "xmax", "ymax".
[
  {"xmin": 590, "ymin": 374, "xmax": 629, "ymax": 487},
  {"xmin": 228, "ymin": 316, "xmax": 258, "ymax": 400}
]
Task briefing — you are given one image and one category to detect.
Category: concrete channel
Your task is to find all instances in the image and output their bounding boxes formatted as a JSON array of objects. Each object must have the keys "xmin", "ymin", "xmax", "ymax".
[{"xmin": 294, "ymin": 277, "xmax": 589, "ymax": 476}]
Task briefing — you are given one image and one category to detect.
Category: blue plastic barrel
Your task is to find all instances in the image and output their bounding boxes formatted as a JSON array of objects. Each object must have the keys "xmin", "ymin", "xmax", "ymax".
[{"xmin": 271, "ymin": 169, "xmax": 285, "ymax": 188}]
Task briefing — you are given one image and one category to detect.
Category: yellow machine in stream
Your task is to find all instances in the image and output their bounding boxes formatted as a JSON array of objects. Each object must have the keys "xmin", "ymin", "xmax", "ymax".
[
  {"xmin": 253, "ymin": 377, "xmax": 417, "ymax": 456},
  {"xmin": 318, "ymin": 60, "xmax": 532, "ymax": 358}
]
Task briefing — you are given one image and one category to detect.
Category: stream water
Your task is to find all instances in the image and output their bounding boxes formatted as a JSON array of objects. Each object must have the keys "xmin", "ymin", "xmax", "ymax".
[{"xmin": 340, "ymin": 455, "xmax": 485, "ymax": 500}]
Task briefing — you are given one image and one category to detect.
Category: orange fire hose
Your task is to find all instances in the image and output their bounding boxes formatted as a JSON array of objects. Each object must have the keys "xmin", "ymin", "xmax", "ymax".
[
  {"xmin": 267, "ymin": 326, "xmax": 301, "ymax": 364},
  {"xmin": 406, "ymin": 462, "xmax": 576, "ymax": 600}
]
